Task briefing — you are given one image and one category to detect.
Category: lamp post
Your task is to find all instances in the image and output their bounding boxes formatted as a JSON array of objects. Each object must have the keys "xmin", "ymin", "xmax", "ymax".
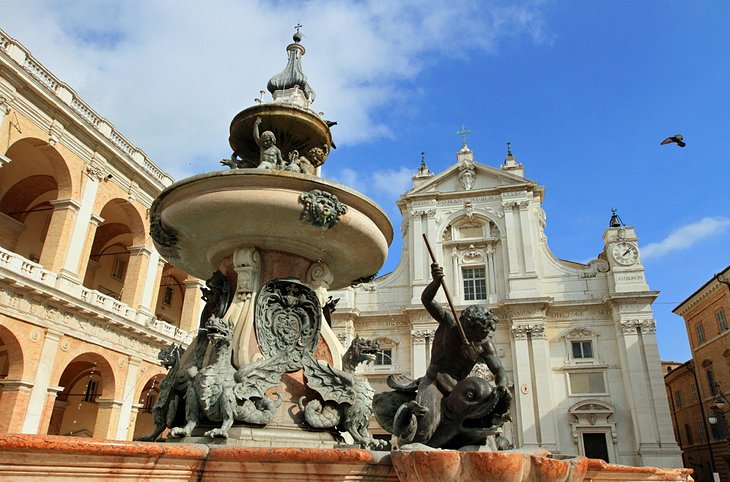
[{"xmin": 707, "ymin": 390, "xmax": 730, "ymax": 482}]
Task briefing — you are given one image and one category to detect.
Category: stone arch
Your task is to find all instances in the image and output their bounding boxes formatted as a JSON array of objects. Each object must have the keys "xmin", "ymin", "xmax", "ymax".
[
  {"xmin": 154, "ymin": 263, "xmax": 188, "ymax": 327},
  {"xmin": 47, "ymin": 351, "xmax": 117, "ymax": 438},
  {"xmin": 0, "ymin": 138, "xmax": 75, "ymax": 264},
  {"xmin": 131, "ymin": 370, "xmax": 167, "ymax": 440},
  {"xmin": 91, "ymin": 194, "xmax": 147, "ymax": 248},
  {"xmin": 83, "ymin": 198, "xmax": 146, "ymax": 301},
  {"xmin": 0, "ymin": 323, "xmax": 24, "ymax": 380},
  {"xmin": 2, "ymin": 137, "xmax": 74, "ymax": 199},
  {"xmin": 0, "ymin": 322, "xmax": 27, "ymax": 433},
  {"xmin": 440, "ymin": 211, "xmax": 501, "ymax": 242}
]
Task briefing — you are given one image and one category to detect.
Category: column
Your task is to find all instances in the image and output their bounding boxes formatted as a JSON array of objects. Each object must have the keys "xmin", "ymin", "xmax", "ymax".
[
  {"xmin": 518, "ymin": 201, "xmax": 536, "ymax": 273},
  {"xmin": 148, "ymin": 259, "xmax": 166, "ymax": 312},
  {"xmin": 451, "ymin": 247, "xmax": 460, "ymax": 299},
  {"xmin": 115, "ymin": 357, "xmax": 141, "ymax": 440},
  {"xmin": 411, "ymin": 211, "xmax": 424, "ymax": 282},
  {"xmin": 529, "ymin": 327, "xmax": 559, "ymax": 451},
  {"xmin": 179, "ymin": 279, "xmax": 205, "ymax": 333},
  {"xmin": 38, "ymin": 385, "xmax": 63, "ymax": 435},
  {"xmin": 511, "ymin": 324, "xmax": 537, "ymax": 448},
  {"xmin": 411, "ymin": 330, "xmax": 429, "ymax": 378},
  {"xmin": 38, "ymin": 199, "xmax": 81, "ymax": 272},
  {"xmin": 0, "ymin": 380, "xmax": 34, "ymax": 433},
  {"xmin": 59, "ymin": 174, "xmax": 101, "ymax": 279},
  {"xmin": 502, "ymin": 202, "xmax": 520, "ymax": 275},
  {"xmin": 93, "ymin": 399, "xmax": 124, "ymax": 439},
  {"xmin": 615, "ymin": 319, "xmax": 655, "ymax": 459},
  {"xmin": 21, "ymin": 329, "xmax": 63, "ymax": 433},
  {"xmin": 75, "ymin": 214, "xmax": 104, "ymax": 282},
  {"xmin": 486, "ymin": 245, "xmax": 497, "ymax": 295},
  {"xmin": 121, "ymin": 245, "xmax": 152, "ymax": 308},
  {"xmin": 127, "ymin": 403, "xmax": 143, "ymax": 441},
  {"xmin": 137, "ymin": 247, "xmax": 161, "ymax": 312}
]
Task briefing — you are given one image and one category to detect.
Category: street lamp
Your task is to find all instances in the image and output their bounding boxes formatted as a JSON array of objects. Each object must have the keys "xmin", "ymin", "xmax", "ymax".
[{"xmin": 708, "ymin": 394, "xmax": 729, "ymax": 432}]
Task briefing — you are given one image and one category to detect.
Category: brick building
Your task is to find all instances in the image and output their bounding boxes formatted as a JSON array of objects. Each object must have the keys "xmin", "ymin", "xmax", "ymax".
[
  {"xmin": 669, "ymin": 266, "xmax": 730, "ymax": 481},
  {"xmin": 0, "ymin": 29, "xmax": 200, "ymax": 440}
]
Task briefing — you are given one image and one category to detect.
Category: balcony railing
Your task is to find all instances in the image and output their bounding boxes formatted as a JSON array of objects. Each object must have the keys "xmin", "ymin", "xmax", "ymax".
[{"xmin": 0, "ymin": 246, "xmax": 192, "ymax": 346}]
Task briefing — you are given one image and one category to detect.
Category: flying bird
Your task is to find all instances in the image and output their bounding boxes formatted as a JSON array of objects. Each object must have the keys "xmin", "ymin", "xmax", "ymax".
[{"xmin": 660, "ymin": 134, "xmax": 685, "ymax": 147}]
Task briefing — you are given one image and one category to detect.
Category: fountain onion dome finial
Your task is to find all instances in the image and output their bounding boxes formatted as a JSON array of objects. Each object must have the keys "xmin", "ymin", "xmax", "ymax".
[{"xmin": 267, "ymin": 27, "xmax": 316, "ymax": 107}]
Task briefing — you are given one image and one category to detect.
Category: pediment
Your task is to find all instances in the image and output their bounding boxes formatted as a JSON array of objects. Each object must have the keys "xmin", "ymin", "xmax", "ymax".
[{"xmin": 407, "ymin": 160, "xmax": 534, "ymax": 196}]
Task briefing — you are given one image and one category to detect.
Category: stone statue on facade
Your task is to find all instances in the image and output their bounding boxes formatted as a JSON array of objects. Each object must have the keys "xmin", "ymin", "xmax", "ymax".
[{"xmin": 373, "ymin": 263, "xmax": 512, "ymax": 449}]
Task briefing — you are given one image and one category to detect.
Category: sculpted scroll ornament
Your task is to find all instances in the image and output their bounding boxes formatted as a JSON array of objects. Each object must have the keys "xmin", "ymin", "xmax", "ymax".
[
  {"xmin": 619, "ymin": 319, "xmax": 656, "ymax": 335},
  {"xmin": 511, "ymin": 323, "xmax": 546, "ymax": 340},
  {"xmin": 299, "ymin": 189, "xmax": 348, "ymax": 229}
]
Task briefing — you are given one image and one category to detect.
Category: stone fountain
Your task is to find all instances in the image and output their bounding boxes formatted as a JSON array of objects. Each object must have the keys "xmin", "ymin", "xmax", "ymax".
[{"xmin": 0, "ymin": 31, "xmax": 693, "ymax": 482}]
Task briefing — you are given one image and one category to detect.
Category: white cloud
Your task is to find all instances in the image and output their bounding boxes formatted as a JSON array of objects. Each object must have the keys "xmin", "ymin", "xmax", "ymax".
[
  {"xmin": 641, "ymin": 217, "xmax": 730, "ymax": 259},
  {"xmin": 1, "ymin": 1, "xmax": 548, "ymax": 177},
  {"xmin": 372, "ymin": 167, "xmax": 414, "ymax": 199}
]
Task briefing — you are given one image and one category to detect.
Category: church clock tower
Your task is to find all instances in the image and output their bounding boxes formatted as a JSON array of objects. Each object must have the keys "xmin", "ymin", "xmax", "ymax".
[{"xmin": 602, "ymin": 210, "xmax": 649, "ymax": 293}]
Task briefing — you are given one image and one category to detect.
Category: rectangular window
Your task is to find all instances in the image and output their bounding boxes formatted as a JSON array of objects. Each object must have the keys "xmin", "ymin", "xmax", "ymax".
[
  {"xmin": 463, "ymin": 267, "xmax": 487, "ymax": 301},
  {"xmin": 674, "ymin": 390, "xmax": 683, "ymax": 409},
  {"xmin": 690, "ymin": 383, "xmax": 698, "ymax": 401},
  {"xmin": 696, "ymin": 323, "xmax": 705, "ymax": 344},
  {"xmin": 459, "ymin": 226, "xmax": 483, "ymax": 239},
  {"xmin": 684, "ymin": 423, "xmax": 694, "ymax": 445},
  {"xmin": 698, "ymin": 420, "xmax": 707, "ymax": 442},
  {"xmin": 572, "ymin": 341, "xmax": 593, "ymax": 359},
  {"xmin": 84, "ymin": 379, "xmax": 98, "ymax": 403},
  {"xmin": 142, "ymin": 391, "xmax": 156, "ymax": 413},
  {"xmin": 717, "ymin": 309, "xmax": 728, "ymax": 333},
  {"xmin": 707, "ymin": 369, "xmax": 719, "ymax": 395},
  {"xmin": 374, "ymin": 349, "xmax": 392, "ymax": 366},
  {"xmin": 163, "ymin": 286, "xmax": 174, "ymax": 305},
  {"xmin": 111, "ymin": 256, "xmax": 126, "ymax": 281},
  {"xmin": 568, "ymin": 372, "xmax": 607, "ymax": 394}
]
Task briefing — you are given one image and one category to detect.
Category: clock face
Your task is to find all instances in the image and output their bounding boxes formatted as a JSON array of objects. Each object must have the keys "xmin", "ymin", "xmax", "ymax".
[{"xmin": 611, "ymin": 242, "xmax": 639, "ymax": 266}]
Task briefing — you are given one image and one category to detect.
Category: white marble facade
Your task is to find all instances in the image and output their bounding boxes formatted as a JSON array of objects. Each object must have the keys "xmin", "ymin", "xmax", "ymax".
[{"xmin": 329, "ymin": 144, "xmax": 681, "ymax": 468}]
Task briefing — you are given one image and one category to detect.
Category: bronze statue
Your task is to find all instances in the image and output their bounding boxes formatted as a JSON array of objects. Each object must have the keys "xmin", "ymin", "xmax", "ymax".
[
  {"xmin": 374, "ymin": 263, "xmax": 512, "ymax": 449},
  {"xmin": 254, "ymin": 117, "xmax": 283, "ymax": 169}
]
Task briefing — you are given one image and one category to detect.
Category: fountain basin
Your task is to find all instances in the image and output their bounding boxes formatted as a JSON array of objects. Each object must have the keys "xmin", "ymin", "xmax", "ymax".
[
  {"xmin": 0, "ymin": 435, "xmax": 694, "ymax": 481},
  {"xmin": 151, "ymin": 169, "xmax": 393, "ymax": 289}
]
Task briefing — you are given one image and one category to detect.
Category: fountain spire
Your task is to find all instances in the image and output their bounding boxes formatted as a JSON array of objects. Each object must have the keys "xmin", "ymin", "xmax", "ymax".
[{"xmin": 267, "ymin": 26, "xmax": 316, "ymax": 105}]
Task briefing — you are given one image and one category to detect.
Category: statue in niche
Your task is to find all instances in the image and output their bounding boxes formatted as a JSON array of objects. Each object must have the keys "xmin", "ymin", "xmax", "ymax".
[
  {"xmin": 254, "ymin": 117, "xmax": 283, "ymax": 169},
  {"xmin": 373, "ymin": 263, "xmax": 512, "ymax": 449}
]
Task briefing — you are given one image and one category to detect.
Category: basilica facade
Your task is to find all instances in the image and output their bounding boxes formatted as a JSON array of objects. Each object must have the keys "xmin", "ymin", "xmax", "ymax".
[{"xmin": 329, "ymin": 144, "xmax": 682, "ymax": 467}]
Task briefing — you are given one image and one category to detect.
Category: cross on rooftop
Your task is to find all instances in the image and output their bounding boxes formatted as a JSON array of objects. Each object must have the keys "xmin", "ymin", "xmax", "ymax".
[
  {"xmin": 294, "ymin": 23, "xmax": 303, "ymax": 33},
  {"xmin": 456, "ymin": 124, "xmax": 471, "ymax": 146}
]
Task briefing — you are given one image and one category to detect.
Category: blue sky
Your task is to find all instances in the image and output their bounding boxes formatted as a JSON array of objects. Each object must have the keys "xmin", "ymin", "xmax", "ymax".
[{"xmin": 3, "ymin": 1, "xmax": 729, "ymax": 362}]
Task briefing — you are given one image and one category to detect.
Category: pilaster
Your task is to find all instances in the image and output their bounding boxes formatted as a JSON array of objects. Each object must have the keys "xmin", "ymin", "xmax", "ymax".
[
  {"xmin": 0, "ymin": 379, "xmax": 34, "ymax": 433},
  {"xmin": 93, "ymin": 399, "xmax": 124, "ymax": 439},
  {"xmin": 60, "ymin": 172, "xmax": 101, "ymax": 278},
  {"xmin": 21, "ymin": 329, "xmax": 63, "ymax": 434},
  {"xmin": 179, "ymin": 278, "xmax": 205, "ymax": 333},
  {"xmin": 121, "ymin": 245, "xmax": 152, "ymax": 308},
  {"xmin": 39, "ymin": 199, "xmax": 81, "ymax": 272},
  {"xmin": 116, "ymin": 357, "xmax": 141, "ymax": 440},
  {"xmin": 75, "ymin": 213, "xmax": 104, "ymax": 282}
]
